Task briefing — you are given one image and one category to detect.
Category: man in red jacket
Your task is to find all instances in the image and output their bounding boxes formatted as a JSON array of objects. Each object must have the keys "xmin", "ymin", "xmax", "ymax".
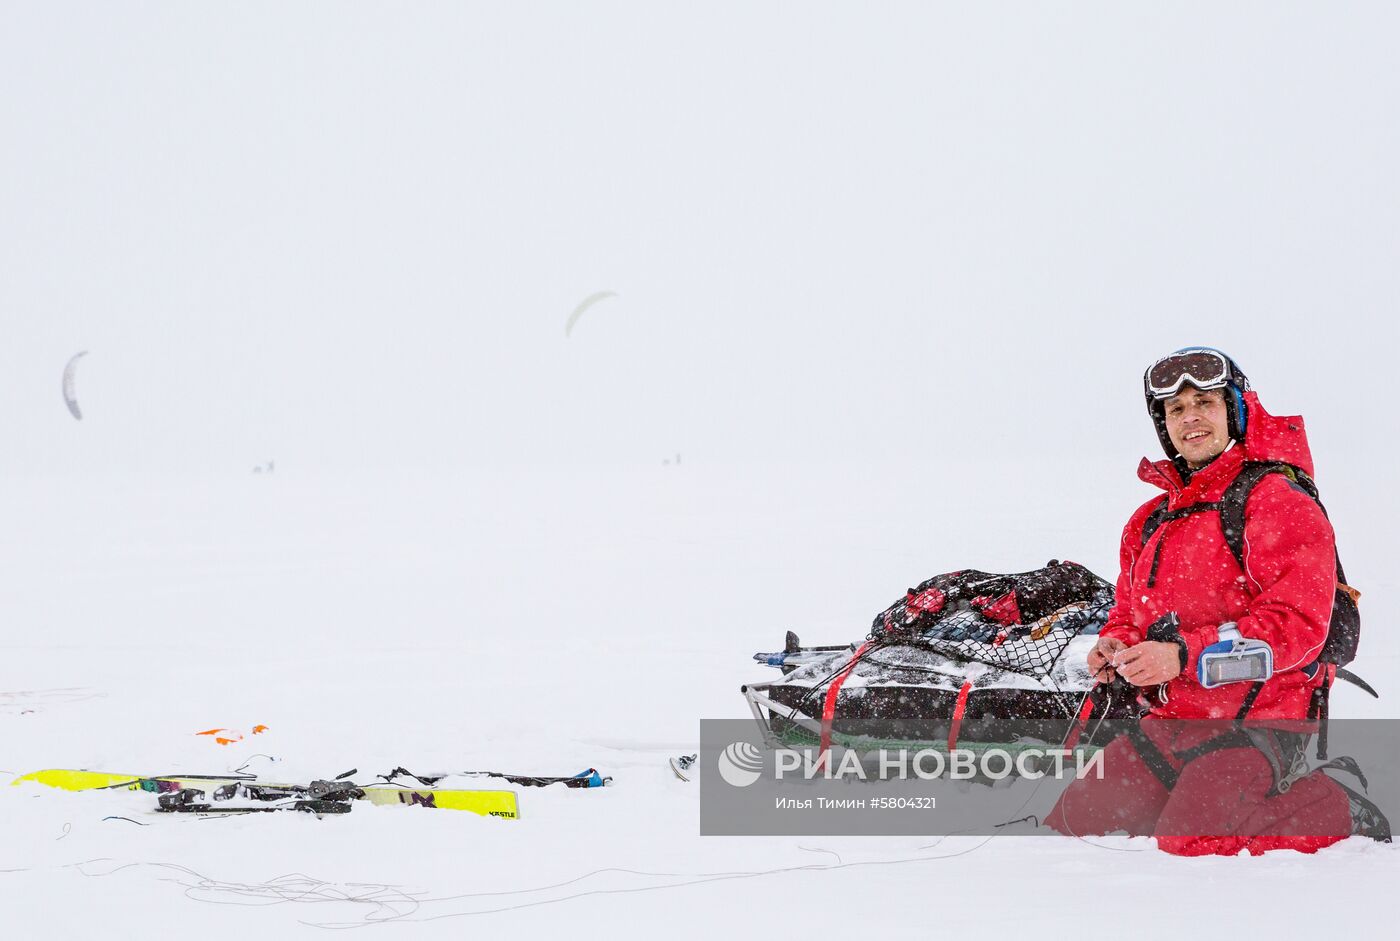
[{"xmin": 1046, "ymin": 347, "xmax": 1388, "ymax": 854}]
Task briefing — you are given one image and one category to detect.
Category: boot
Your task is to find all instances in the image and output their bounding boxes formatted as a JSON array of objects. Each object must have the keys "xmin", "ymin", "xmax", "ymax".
[{"xmin": 1321, "ymin": 757, "xmax": 1392, "ymax": 843}]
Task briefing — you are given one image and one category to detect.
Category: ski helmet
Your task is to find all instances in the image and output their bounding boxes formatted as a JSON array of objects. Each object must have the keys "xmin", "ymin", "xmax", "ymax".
[{"xmin": 1143, "ymin": 347, "xmax": 1250, "ymax": 460}]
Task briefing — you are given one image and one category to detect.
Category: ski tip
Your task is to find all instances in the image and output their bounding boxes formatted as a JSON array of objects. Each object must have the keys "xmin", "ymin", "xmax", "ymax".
[{"xmin": 11, "ymin": 769, "xmax": 143, "ymax": 790}]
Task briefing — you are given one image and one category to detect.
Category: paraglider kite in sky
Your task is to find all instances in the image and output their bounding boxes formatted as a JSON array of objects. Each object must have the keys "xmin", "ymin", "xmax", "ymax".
[
  {"xmin": 62, "ymin": 351, "xmax": 88, "ymax": 420},
  {"xmin": 565, "ymin": 291, "xmax": 617, "ymax": 338}
]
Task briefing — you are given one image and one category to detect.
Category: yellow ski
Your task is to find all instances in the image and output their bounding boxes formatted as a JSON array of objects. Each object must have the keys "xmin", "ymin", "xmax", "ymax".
[{"xmin": 11, "ymin": 769, "xmax": 519, "ymax": 819}]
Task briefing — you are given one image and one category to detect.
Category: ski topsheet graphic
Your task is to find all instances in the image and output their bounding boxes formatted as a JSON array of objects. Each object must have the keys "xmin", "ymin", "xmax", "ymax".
[
  {"xmin": 370, "ymin": 766, "xmax": 610, "ymax": 789},
  {"xmin": 12, "ymin": 769, "xmax": 520, "ymax": 818}
]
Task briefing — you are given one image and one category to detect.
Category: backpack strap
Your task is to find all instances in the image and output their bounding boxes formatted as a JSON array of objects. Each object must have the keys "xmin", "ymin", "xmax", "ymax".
[
  {"xmin": 1309, "ymin": 670, "xmax": 1332, "ymax": 760},
  {"xmin": 1235, "ymin": 680, "xmax": 1266, "ymax": 721},
  {"xmin": 1142, "ymin": 502, "xmax": 1219, "ymax": 588},
  {"xmin": 1117, "ymin": 717, "xmax": 1306, "ymax": 798},
  {"xmin": 1140, "ymin": 496, "xmax": 1170, "ymax": 545},
  {"xmin": 1123, "ymin": 721, "xmax": 1179, "ymax": 792},
  {"xmin": 1216, "ymin": 462, "xmax": 1299, "ymax": 573},
  {"xmin": 1217, "ymin": 460, "xmax": 1342, "ymax": 572},
  {"xmin": 1145, "ymin": 461, "xmax": 1330, "ymax": 578}
]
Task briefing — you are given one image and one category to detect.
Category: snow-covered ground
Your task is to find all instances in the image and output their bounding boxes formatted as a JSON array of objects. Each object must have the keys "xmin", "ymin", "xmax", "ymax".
[
  {"xmin": 4, "ymin": 2, "xmax": 1399, "ymax": 937},
  {"xmin": 2, "ymin": 463, "xmax": 1396, "ymax": 936}
]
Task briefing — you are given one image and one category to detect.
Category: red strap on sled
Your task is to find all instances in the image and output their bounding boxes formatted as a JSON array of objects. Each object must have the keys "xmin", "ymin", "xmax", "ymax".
[
  {"xmin": 1059, "ymin": 693, "xmax": 1098, "ymax": 751},
  {"xmin": 819, "ymin": 641, "xmax": 875, "ymax": 769},
  {"xmin": 946, "ymin": 680, "xmax": 973, "ymax": 751}
]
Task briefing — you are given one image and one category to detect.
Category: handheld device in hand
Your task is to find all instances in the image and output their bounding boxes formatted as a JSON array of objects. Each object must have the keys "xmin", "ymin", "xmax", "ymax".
[{"xmin": 1197, "ymin": 623, "xmax": 1273, "ymax": 688}]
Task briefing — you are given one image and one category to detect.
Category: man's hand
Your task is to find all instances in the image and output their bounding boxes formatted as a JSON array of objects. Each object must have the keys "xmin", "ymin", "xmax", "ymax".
[
  {"xmin": 1087, "ymin": 636, "xmax": 1127, "ymax": 684},
  {"xmin": 1113, "ymin": 641, "xmax": 1184, "ymax": 687}
]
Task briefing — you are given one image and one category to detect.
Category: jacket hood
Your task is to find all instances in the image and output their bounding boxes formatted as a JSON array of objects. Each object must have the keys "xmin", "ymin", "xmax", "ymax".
[
  {"xmin": 1138, "ymin": 390, "xmax": 1315, "ymax": 491},
  {"xmin": 1236, "ymin": 390, "xmax": 1314, "ymax": 476}
]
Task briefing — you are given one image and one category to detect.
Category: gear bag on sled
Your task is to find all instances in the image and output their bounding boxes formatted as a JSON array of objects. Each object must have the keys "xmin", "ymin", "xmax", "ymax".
[
  {"xmin": 743, "ymin": 560, "xmax": 1131, "ymax": 757},
  {"xmin": 1139, "ymin": 460, "xmax": 1375, "ymax": 758}
]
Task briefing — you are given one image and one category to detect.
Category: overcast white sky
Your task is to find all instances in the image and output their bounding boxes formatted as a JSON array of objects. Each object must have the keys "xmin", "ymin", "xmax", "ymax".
[{"xmin": 1, "ymin": 1, "xmax": 1396, "ymax": 476}]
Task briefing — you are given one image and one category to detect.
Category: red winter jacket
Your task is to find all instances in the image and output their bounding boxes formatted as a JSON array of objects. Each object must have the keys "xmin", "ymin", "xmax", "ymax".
[{"xmin": 1100, "ymin": 391, "xmax": 1336, "ymax": 721}]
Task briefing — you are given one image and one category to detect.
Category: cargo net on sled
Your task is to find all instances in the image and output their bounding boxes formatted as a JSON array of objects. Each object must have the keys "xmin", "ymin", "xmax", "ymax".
[
  {"xmin": 740, "ymin": 560, "xmax": 1118, "ymax": 753},
  {"xmin": 869, "ymin": 560, "xmax": 1114, "ymax": 679}
]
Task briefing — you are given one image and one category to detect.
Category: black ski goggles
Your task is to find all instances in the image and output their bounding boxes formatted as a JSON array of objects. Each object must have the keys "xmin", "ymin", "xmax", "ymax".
[{"xmin": 1144, "ymin": 349, "xmax": 1232, "ymax": 400}]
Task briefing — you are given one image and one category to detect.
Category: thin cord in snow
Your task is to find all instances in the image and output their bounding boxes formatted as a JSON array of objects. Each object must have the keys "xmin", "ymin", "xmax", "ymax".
[{"xmin": 305, "ymin": 839, "xmax": 1005, "ymax": 928}]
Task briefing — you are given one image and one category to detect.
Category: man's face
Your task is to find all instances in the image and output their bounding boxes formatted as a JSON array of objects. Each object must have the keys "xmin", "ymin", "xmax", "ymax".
[{"xmin": 1163, "ymin": 386, "xmax": 1231, "ymax": 468}]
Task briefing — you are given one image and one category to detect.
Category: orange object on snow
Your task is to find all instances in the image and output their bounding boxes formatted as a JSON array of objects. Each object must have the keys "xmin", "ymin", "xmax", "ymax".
[{"xmin": 194, "ymin": 724, "xmax": 269, "ymax": 745}]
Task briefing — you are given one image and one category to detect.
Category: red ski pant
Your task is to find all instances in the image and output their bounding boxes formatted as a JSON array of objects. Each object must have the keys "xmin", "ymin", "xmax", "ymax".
[{"xmin": 1046, "ymin": 719, "xmax": 1352, "ymax": 856}]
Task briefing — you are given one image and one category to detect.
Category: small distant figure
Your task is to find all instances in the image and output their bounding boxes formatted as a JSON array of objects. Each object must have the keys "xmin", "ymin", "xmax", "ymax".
[
  {"xmin": 663, "ymin": 452, "xmax": 682, "ymax": 466},
  {"xmin": 252, "ymin": 460, "xmax": 275, "ymax": 474}
]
